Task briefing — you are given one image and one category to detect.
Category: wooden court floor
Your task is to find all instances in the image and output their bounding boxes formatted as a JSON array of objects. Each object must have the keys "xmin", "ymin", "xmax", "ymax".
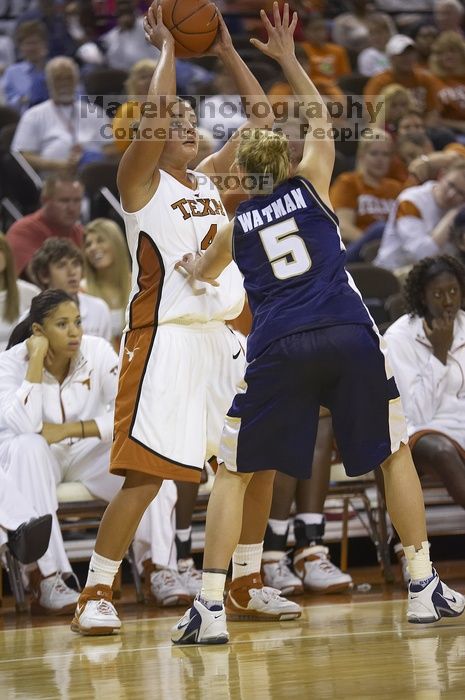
[{"xmin": 1, "ymin": 564, "xmax": 464, "ymax": 700}]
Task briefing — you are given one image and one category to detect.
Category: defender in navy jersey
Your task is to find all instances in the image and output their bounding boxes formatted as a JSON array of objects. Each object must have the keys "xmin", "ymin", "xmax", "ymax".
[
  {"xmin": 233, "ymin": 175, "xmax": 373, "ymax": 363},
  {"xmin": 173, "ymin": 3, "xmax": 464, "ymax": 645}
]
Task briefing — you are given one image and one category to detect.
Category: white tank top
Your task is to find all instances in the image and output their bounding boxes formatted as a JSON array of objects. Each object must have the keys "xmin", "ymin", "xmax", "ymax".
[{"xmin": 122, "ymin": 169, "xmax": 245, "ymax": 330}]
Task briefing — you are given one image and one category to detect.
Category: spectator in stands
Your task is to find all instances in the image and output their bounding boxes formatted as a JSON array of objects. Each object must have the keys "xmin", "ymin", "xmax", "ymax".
[
  {"xmin": 82, "ymin": 218, "xmax": 131, "ymax": 344},
  {"xmin": 396, "ymin": 107, "xmax": 456, "ymax": 151},
  {"xmin": 0, "ymin": 31, "xmax": 15, "ymax": 82},
  {"xmin": 300, "ymin": 13, "xmax": 351, "ymax": 84},
  {"xmin": 389, "ymin": 132, "xmax": 434, "ymax": 183},
  {"xmin": 16, "ymin": 0, "xmax": 79, "ymax": 58},
  {"xmin": 393, "ymin": 141, "xmax": 460, "ymax": 187},
  {"xmin": 30, "ymin": 238, "xmax": 112, "ymax": 342},
  {"xmin": 0, "ymin": 234, "xmax": 40, "ymax": 351},
  {"xmin": 268, "ymin": 43, "xmax": 345, "ymax": 110},
  {"xmin": 0, "ymin": 289, "xmax": 122, "ymax": 614},
  {"xmin": 384, "ymin": 255, "xmax": 465, "ymax": 511},
  {"xmin": 11, "ymin": 56, "xmax": 112, "ymax": 178},
  {"xmin": 332, "ymin": 0, "xmax": 395, "ymax": 53},
  {"xmin": 100, "ymin": 0, "xmax": 158, "ymax": 70},
  {"xmin": 375, "ymin": 160, "xmax": 465, "ymax": 271},
  {"xmin": 198, "ymin": 60, "xmax": 246, "ymax": 147},
  {"xmin": 449, "ymin": 205, "xmax": 465, "ymax": 265},
  {"xmin": 331, "ymin": 0, "xmax": 372, "ymax": 52},
  {"xmin": 397, "ymin": 108, "xmax": 429, "ymax": 137},
  {"xmin": 0, "ymin": 0, "xmax": 31, "ymax": 36},
  {"xmin": 6, "ymin": 174, "xmax": 84, "ymax": 280},
  {"xmin": 357, "ymin": 14, "xmax": 393, "ymax": 77},
  {"xmin": 374, "ymin": 83, "xmax": 414, "ymax": 136},
  {"xmin": 434, "ymin": 0, "xmax": 465, "ymax": 35},
  {"xmin": 411, "ymin": 21, "xmax": 440, "ymax": 68},
  {"xmin": 364, "ymin": 34, "xmax": 440, "ymax": 125},
  {"xmin": 329, "ymin": 129, "xmax": 402, "ymax": 243},
  {"xmin": 3, "ymin": 20, "xmax": 49, "ymax": 114},
  {"xmin": 112, "ymin": 58, "xmax": 158, "ymax": 155},
  {"xmin": 374, "ymin": 1, "xmax": 435, "ymax": 33},
  {"xmin": 429, "ymin": 31, "xmax": 465, "ymax": 136},
  {"xmin": 397, "ymin": 133, "xmax": 435, "ymax": 166}
]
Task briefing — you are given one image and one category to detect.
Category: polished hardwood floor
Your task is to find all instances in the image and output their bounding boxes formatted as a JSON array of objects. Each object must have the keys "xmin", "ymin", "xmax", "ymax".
[{"xmin": 1, "ymin": 563, "xmax": 464, "ymax": 699}]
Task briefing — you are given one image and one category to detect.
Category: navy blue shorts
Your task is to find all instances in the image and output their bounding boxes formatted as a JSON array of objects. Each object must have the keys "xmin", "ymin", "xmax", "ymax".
[{"xmin": 219, "ymin": 324, "xmax": 408, "ymax": 479}]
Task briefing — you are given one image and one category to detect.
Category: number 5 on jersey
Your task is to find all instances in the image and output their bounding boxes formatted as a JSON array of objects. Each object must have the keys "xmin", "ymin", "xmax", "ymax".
[{"xmin": 259, "ymin": 217, "xmax": 312, "ymax": 280}]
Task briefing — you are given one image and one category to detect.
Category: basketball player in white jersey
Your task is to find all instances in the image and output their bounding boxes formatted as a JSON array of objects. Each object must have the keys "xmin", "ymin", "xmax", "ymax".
[{"xmin": 72, "ymin": 2, "xmax": 300, "ymax": 635}]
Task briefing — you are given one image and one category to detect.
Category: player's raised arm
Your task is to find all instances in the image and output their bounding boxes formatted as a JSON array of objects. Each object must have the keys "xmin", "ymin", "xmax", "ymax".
[
  {"xmin": 197, "ymin": 11, "xmax": 274, "ymax": 182},
  {"xmin": 117, "ymin": 2, "xmax": 176, "ymax": 211},
  {"xmin": 251, "ymin": 2, "xmax": 335, "ymax": 200},
  {"xmin": 175, "ymin": 220, "xmax": 234, "ymax": 285}
]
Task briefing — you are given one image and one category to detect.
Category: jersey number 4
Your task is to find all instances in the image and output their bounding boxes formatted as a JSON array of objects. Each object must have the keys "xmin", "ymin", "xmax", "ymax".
[
  {"xmin": 201, "ymin": 224, "xmax": 217, "ymax": 250},
  {"xmin": 259, "ymin": 217, "xmax": 312, "ymax": 280}
]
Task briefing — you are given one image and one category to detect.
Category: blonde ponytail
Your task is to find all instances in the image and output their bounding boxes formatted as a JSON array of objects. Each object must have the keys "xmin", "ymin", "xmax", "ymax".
[{"xmin": 236, "ymin": 129, "xmax": 290, "ymax": 190}]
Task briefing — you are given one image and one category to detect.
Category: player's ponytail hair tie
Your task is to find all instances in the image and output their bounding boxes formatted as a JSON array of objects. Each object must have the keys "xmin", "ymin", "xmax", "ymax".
[{"xmin": 236, "ymin": 128, "xmax": 290, "ymax": 192}]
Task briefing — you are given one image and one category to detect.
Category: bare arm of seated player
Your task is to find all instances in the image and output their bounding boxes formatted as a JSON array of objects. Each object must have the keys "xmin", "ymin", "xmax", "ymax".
[
  {"xmin": 175, "ymin": 220, "xmax": 234, "ymax": 284},
  {"xmin": 116, "ymin": 3, "xmax": 175, "ymax": 212}
]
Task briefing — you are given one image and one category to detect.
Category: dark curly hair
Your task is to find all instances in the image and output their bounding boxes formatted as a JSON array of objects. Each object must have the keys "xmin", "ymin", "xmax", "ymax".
[{"xmin": 403, "ymin": 255, "xmax": 465, "ymax": 318}]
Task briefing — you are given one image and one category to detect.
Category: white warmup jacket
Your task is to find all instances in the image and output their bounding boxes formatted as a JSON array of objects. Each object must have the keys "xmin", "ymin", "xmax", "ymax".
[
  {"xmin": 0, "ymin": 334, "xmax": 177, "ymax": 573},
  {"xmin": 0, "ymin": 335, "xmax": 117, "ymax": 446},
  {"xmin": 384, "ymin": 310, "xmax": 465, "ymax": 449}
]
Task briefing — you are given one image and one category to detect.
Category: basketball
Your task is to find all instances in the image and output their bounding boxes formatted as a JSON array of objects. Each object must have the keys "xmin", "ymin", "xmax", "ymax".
[{"xmin": 160, "ymin": 0, "xmax": 219, "ymax": 57}]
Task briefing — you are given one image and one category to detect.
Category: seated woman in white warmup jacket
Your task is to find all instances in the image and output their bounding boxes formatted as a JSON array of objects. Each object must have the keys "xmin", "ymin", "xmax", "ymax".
[
  {"xmin": 384, "ymin": 255, "xmax": 465, "ymax": 510},
  {"xmin": 0, "ymin": 289, "xmax": 183, "ymax": 614},
  {"xmin": 0, "ymin": 289, "xmax": 123, "ymax": 614}
]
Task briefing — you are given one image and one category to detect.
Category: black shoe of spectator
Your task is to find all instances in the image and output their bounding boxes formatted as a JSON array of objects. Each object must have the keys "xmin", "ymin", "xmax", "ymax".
[{"xmin": 7, "ymin": 515, "xmax": 53, "ymax": 565}]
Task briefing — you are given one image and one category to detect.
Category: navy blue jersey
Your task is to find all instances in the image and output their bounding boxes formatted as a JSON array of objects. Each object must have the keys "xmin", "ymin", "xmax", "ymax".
[{"xmin": 232, "ymin": 175, "xmax": 373, "ymax": 361}]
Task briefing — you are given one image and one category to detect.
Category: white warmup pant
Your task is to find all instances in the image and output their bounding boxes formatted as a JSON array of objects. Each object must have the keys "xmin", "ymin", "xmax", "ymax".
[
  {"xmin": 0, "ymin": 433, "xmax": 177, "ymax": 575},
  {"xmin": 0, "ymin": 434, "xmax": 122, "ymax": 577},
  {"xmin": 0, "ymin": 469, "xmax": 39, "ymax": 550}
]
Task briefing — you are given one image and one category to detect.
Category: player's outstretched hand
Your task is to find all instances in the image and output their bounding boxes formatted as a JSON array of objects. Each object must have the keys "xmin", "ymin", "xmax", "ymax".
[
  {"xmin": 175, "ymin": 253, "xmax": 220, "ymax": 286},
  {"xmin": 250, "ymin": 2, "xmax": 298, "ymax": 62},
  {"xmin": 144, "ymin": 2, "xmax": 174, "ymax": 50}
]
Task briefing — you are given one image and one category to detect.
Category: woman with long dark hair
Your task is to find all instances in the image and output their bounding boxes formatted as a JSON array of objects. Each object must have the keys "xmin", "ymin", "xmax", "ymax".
[{"xmin": 0, "ymin": 289, "xmax": 122, "ymax": 614}]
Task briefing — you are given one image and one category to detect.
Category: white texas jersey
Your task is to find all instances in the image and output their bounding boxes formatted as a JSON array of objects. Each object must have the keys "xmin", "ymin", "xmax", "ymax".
[{"xmin": 122, "ymin": 169, "xmax": 245, "ymax": 330}]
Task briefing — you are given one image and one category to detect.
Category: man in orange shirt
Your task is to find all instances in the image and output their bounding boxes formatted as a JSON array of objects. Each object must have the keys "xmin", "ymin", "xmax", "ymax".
[
  {"xmin": 300, "ymin": 13, "xmax": 351, "ymax": 84},
  {"xmin": 364, "ymin": 34, "xmax": 440, "ymax": 125}
]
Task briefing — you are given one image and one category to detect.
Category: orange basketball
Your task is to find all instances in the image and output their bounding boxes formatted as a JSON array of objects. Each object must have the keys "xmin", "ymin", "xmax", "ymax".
[{"xmin": 160, "ymin": 0, "xmax": 219, "ymax": 58}]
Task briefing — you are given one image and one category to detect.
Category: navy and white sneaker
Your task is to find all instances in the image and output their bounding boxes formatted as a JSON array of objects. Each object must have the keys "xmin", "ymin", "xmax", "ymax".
[
  {"xmin": 171, "ymin": 595, "xmax": 229, "ymax": 645},
  {"xmin": 407, "ymin": 569, "xmax": 465, "ymax": 624}
]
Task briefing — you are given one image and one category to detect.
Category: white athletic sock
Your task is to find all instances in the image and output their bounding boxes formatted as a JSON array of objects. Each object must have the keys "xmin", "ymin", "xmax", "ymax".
[
  {"xmin": 176, "ymin": 527, "xmax": 192, "ymax": 542},
  {"xmin": 232, "ymin": 542, "xmax": 263, "ymax": 580},
  {"xmin": 403, "ymin": 541, "xmax": 433, "ymax": 583},
  {"xmin": 86, "ymin": 551, "xmax": 122, "ymax": 589},
  {"xmin": 201, "ymin": 571, "xmax": 226, "ymax": 604},
  {"xmin": 268, "ymin": 518, "xmax": 290, "ymax": 535},
  {"xmin": 295, "ymin": 512, "xmax": 324, "ymax": 525}
]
